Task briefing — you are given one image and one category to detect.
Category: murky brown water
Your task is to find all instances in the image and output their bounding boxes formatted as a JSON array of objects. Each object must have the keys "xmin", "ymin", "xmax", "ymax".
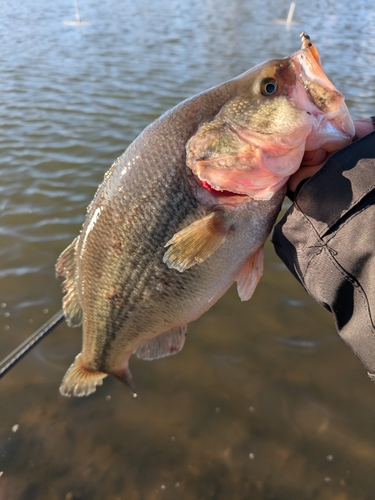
[{"xmin": 1, "ymin": 0, "xmax": 375, "ymax": 499}]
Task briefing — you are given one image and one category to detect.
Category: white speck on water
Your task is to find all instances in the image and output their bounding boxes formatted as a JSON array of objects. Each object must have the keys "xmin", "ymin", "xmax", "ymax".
[
  {"xmin": 326, "ymin": 454, "xmax": 334, "ymax": 461},
  {"xmin": 324, "ymin": 477, "xmax": 331, "ymax": 482},
  {"xmin": 105, "ymin": 395, "xmax": 111, "ymax": 401},
  {"xmin": 4, "ymin": 312, "xmax": 10, "ymax": 317},
  {"xmin": 175, "ymin": 482, "xmax": 180, "ymax": 488},
  {"xmin": 12, "ymin": 424, "xmax": 19, "ymax": 433},
  {"xmin": 161, "ymin": 485, "xmax": 166, "ymax": 490},
  {"xmin": 171, "ymin": 436, "xmax": 175, "ymax": 442},
  {"xmin": 27, "ymin": 319, "xmax": 33, "ymax": 324},
  {"xmin": 249, "ymin": 406, "xmax": 255, "ymax": 412},
  {"xmin": 43, "ymin": 309, "xmax": 49, "ymax": 314},
  {"xmin": 249, "ymin": 453, "xmax": 255, "ymax": 460},
  {"xmin": 4, "ymin": 326, "xmax": 9, "ymax": 331},
  {"xmin": 215, "ymin": 407, "xmax": 221, "ymax": 413},
  {"xmin": 0, "ymin": 471, "xmax": 3, "ymax": 477},
  {"xmin": 1, "ymin": 303, "xmax": 6, "ymax": 308},
  {"xmin": 133, "ymin": 393, "xmax": 138, "ymax": 399}
]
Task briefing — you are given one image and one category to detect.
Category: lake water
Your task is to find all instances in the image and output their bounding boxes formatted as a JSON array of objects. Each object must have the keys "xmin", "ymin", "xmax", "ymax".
[{"xmin": 1, "ymin": 0, "xmax": 375, "ymax": 498}]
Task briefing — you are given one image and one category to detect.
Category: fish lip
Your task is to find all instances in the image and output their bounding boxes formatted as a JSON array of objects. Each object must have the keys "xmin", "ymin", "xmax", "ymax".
[
  {"xmin": 290, "ymin": 48, "xmax": 333, "ymax": 91},
  {"xmin": 290, "ymin": 50, "xmax": 343, "ymax": 111},
  {"xmin": 289, "ymin": 52, "xmax": 355, "ymax": 148},
  {"xmin": 190, "ymin": 170, "xmax": 288, "ymax": 202}
]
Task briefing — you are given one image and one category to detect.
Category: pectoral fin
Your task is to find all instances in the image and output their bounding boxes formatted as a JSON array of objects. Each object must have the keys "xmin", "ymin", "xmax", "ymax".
[
  {"xmin": 136, "ymin": 326, "xmax": 188, "ymax": 360},
  {"xmin": 163, "ymin": 211, "xmax": 229, "ymax": 272},
  {"xmin": 236, "ymin": 246, "xmax": 264, "ymax": 301}
]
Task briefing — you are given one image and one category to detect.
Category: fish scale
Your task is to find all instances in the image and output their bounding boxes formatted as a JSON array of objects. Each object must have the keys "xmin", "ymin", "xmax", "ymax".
[{"xmin": 81, "ymin": 164, "xmax": 200, "ymax": 357}]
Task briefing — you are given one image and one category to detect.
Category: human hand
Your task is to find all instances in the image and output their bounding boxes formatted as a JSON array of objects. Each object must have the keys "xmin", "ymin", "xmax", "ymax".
[{"xmin": 288, "ymin": 118, "xmax": 375, "ymax": 193}]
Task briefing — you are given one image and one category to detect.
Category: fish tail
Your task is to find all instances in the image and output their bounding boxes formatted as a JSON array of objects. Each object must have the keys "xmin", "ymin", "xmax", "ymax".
[{"xmin": 59, "ymin": 353, "xmax": 107, "ymax": 397}]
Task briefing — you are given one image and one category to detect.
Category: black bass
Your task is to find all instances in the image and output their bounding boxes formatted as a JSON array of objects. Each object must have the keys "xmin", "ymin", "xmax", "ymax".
[{"xmin": 56, "ymin": 33, "xmax": 354, "ymax": 397}]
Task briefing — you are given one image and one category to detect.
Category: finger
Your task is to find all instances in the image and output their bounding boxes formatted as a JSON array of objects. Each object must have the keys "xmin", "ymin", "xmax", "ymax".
[
  {"xmin": 354, "ymin": 118, "xmax": 375, "ymax": 139},
  {"xmin": 288, "ymin": 164, "xmax": 326, "ymax": 192},
  {"xmin": 301, "ymin": 148, "xmax": 327, "ymax": 166}
]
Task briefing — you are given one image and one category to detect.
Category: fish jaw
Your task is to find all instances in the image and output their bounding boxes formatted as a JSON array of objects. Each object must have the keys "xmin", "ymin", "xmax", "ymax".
[
  {"xmin": 290, "ymin": 43, "xmax": 355, "ymax": 151},
  {"xmin": 190, "ymin": 139, "xmax": 306, "ymax": 201},
  {"xmin": 186, "ymin": 90, "xmax": 315, "ymax": 201},
  {"xmin": 186, "ymin": 94, "xmax": 315, "ymax": 201}
]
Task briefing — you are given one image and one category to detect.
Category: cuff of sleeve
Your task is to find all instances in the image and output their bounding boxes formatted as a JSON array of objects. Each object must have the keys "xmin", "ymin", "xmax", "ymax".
[{"xmin": 286, "ymin": 178, "xmax": 310, "ymax": 201}]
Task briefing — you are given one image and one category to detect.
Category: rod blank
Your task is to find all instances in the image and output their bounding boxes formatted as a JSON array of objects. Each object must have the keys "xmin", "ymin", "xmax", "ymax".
[{"xmin": 0, "ymin": 310, "xmax": 64, "ymax": 378}]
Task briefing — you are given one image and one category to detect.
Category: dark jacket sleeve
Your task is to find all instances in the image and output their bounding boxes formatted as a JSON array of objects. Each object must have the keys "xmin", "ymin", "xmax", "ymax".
[{"xmin": 272, "ymin": 131, "xmax": 375, "ymax": 379}]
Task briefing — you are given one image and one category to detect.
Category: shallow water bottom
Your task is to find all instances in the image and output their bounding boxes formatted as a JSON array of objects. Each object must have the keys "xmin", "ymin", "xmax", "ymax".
[{"xmin": 1, "ymin": 248, "xmax": 375, "ymax": 500}]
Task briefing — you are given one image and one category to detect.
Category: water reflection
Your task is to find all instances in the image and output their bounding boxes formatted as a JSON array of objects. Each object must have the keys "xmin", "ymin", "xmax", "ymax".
[{"xmin": 1, "ymin": 0, "xmax": 375, "ymax": 498}]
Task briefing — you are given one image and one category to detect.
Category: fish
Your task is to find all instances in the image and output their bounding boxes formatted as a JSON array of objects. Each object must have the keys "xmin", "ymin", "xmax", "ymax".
[{"xmin": 56, "ymin": 33, "xmax": 354, "ymax": 397}]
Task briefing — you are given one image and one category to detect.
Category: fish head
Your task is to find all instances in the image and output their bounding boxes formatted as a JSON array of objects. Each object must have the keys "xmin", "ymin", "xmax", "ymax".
[{"xmin": 187, "ymin": 33, "xmax": 355, "ymax": 200}]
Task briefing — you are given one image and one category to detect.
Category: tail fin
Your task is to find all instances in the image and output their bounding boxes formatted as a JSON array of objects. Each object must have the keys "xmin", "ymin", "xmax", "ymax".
[{"xmin": 59, "ymin": 353, "xmax": 107, "ymax": 397}]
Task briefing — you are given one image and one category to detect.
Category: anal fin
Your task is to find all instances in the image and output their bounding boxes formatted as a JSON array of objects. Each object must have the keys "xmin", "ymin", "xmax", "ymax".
[
  {"xmin": 236, "ymin": 246, "xmax": 264, "ymax": 301},
  {"xmin": 56, "ymin": 237, "xmax": 82, "ymax": 327},
  {"xmin": 59, "ymin": 353, "xmax": 107, "ymax": 397},
  {"xmin": 136, "ymin": 326, "xmax": 188, "ymax": 360},
  {"xmin": 163, "ymin": 212, "xmax": 229, "ymax": 272}
]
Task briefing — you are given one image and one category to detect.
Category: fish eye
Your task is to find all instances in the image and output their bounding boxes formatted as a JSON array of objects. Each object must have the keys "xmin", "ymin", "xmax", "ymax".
[{"xmin": 260, "ymin": 78, "xmax": 278, "ymax": 96}]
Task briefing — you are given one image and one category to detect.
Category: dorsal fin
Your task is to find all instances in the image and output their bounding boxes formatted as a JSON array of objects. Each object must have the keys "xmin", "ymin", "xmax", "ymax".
[
  {"xmin": 55, "ymin": 237, "xmax": 82, "ymax": 327},
  {"xmin": 136, "ymin": 326, "xmax": 188, "ymax": 360}
]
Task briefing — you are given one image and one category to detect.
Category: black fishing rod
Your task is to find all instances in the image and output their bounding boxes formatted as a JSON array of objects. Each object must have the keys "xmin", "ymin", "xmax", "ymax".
[{"xmin": 0, "ymin": 309, "xmax": 64, "ymax": 378}]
